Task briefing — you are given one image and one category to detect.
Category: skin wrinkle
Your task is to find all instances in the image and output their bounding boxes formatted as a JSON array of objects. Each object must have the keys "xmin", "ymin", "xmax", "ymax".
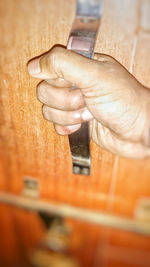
[
  {"xmin": 107, "ymin": 110, "xmax": 140, "ymax": 142},
  {"xmin": 37, "ymin": 81, "xmax": 85, "ymax": 111},
  {"xmin": 27, "ymin": 46, "xmax": 150, "ymax": 158},
  {"xmin": 92, "ymin": 84, "xmax": 142, "ymax": 139},
  {"xmin": 93, "ymin": 121, "xmax": 147, "ymax": 158},
  {"xmin": 89, "ymin": 93, "xmax": 148, "ymax": 152},
  {"xmin": 50, "ymin": 48, "xmax": 61, "ymax": 78},
  {"xmin": 42, "ymin": 105, "xmax": 90, "ymax": 126}
]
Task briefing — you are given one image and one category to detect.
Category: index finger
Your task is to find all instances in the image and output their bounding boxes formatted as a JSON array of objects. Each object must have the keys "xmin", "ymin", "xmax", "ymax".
[{"xmin": 27, "ymin": 46, "xmax": 101, "ymax": 88}]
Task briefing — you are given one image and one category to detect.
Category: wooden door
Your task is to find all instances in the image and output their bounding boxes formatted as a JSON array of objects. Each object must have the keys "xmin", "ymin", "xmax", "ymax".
[{"xmin": 0, "ymin": 0, "xmax": 150, "ymax": 266}]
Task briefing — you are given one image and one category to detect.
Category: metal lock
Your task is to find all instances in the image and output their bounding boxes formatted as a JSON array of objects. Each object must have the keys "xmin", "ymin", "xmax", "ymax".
[{"xmin": 31, "ymin": 213, "xmax": 80, "ymax": 267}]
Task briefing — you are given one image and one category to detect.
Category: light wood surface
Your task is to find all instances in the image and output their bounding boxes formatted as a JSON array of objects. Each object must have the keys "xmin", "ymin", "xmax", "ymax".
[
  {"xmin": 0, "ymin": 0, "xmax": 150, "ymax": 266},
  {"xmin": 0, "ymin": 204, "xmax": 45, "ymax": 266}
]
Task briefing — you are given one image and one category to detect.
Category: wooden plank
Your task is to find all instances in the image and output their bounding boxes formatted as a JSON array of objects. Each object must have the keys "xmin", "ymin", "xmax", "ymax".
[
  {"xmin": 66, "ymin": 219, "xmax": 103, "ymax": 267},
  {"xmin": 0, "ymin": 204, "xmax": 23, "ymax": 266},
  {"xmin": 12, "ymin": 207, "xmax": 45, "ymax": 260},
  {"xmin": 94, "ymin": 227, "xmax": 150, "ymax": 267},
  {"xmin": 133, "ymin": 32, "xmax": 150, "ymax": 87},
  {"xmin": 0, "ymin": 204, "xmax": 45, "ymax": 267},
  {"xmin": 0, "ymin": 202, "xmax": 150, "ymax": 267},
  {"xmin": 0, "ymin": 143, "xmax": 7, "ymax": 191},
  {"xmin": 0, "ymin": 0, "xmax": 75, "ymax": 195}
]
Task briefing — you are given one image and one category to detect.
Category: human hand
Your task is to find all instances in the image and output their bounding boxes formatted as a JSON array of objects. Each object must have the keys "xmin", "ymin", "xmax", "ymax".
[{"xmin": 28, "ymin": 46, "xmax": 150, "ymax": 158}]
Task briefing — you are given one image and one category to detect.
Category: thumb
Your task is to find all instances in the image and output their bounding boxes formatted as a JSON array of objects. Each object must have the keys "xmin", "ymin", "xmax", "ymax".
[{"xmin": 27, "ymin": 46, "xmax": 100, "ymax": 88}]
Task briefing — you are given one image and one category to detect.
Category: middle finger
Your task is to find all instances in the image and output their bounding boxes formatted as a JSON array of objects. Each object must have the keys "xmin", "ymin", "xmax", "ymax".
[{"xmin": 37, "ymin": 80, "xmax": 85, "ymax": 111}]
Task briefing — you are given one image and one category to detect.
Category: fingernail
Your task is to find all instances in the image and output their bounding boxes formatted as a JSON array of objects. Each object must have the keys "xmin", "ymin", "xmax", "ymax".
[
  {"xmin": 27, "ymin": 58, "xmax": 41, "ymax": 76},
  {"xmin": 81, "ymin": 109, "xmax": 93, "ymax": 121},
  {"xmin": 65, "ymin": 124, "xmax": 81, "ymax": 132}
]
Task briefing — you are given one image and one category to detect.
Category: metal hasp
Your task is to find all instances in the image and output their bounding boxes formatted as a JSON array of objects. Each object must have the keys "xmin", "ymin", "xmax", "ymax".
[{"xmin": 67, "ymin": 0, "xmax": 102, "ymax": 175}]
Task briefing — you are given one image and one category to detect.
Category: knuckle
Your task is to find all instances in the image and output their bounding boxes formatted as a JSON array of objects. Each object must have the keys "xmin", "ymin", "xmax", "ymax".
[
  {"xmin": 50, "ymin": 46, "xmax": 67, "ymax": 74},
  {"xmin": 50, "ymin": 46, "xmax": 64, "ymax": 64},
  {"xmin": 51, "ymin": 46, "xmax": 64, "ymax": 57},
  {"xmin": 70, "ymin": 94, "xmax": 83, "ymax": 110},
  {"xmin": 70, "ymin": 99, "xmax": 78, "ymax": 110},
  {"xmin": 94, "ymin": 54, "xmax": 116, "ymax": 68}
]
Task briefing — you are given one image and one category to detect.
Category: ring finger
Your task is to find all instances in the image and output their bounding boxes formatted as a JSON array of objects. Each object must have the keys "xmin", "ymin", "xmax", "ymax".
[{"xmin": 42, "ymin": 105, "xmax": 93, "ymax": 126}]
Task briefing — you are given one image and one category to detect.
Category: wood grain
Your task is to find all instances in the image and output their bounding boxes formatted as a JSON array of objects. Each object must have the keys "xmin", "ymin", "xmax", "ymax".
[
  {"xmin": 0, "ymin": 0, "xmax": 145, "ymax": 214},
  {"xmin": 0, "ymin": 204, "xmax": 45, "ymax": 267},
  {"xmin": 140, "ymin": 0, "xmax": 150, "ymax": 31},
  {"xmin": 0, "ymin": 205, "xmax": 21, "ymax": 266},
  {"xmin": 94, "ymin": 227, "xmax": 150, "ymax": 267}
]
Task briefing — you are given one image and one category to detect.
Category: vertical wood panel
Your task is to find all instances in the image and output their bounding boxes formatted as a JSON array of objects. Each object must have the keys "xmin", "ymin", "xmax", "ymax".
[
  {"xmin": 97, "ymin": 229, "xmax": 150, "ymax": 267},
  {"xmin": 0, "ymin": 205, "xmax": 23, "ymax": 266},
  {"xmin": 140, "ymin": 0, "xmax": 150, "ymax": 31},
  {"xmin": 0, "ymin": 204, "xmax": 45, "ymax": 267},
  {"xmin": 0, "ymin": 144, "xmax": 7, "ymax": 191},
  {"xmin": 0, "ymin": 0, "xmax": 141, "ymax": 213}
]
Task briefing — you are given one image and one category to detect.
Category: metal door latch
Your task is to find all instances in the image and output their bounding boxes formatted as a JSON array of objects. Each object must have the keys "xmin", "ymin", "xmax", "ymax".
[{"xmin": 67, "ymin": 0, "xmax": 102, "ymax": 175}]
